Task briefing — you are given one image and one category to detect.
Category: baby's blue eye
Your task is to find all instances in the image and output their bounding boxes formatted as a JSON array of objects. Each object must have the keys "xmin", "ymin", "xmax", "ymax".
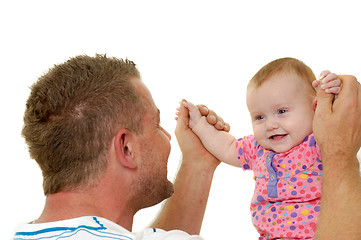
[{"xmin": 279, "ymin": 109, "xmax": 286, "ymax": 114}]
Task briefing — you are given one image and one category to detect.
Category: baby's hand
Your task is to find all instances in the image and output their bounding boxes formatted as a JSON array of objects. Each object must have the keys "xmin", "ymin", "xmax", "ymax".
[
  {"xmin": 182, "ymin": 101, "xmax": 202, "ymax": 129},
  {"xmin": 175, "ymin": 101, "xmax": 230, "ymax": 132},
  {"xmin": 312, "ymin": 70, "xmax": 342, "ymax": 94}
]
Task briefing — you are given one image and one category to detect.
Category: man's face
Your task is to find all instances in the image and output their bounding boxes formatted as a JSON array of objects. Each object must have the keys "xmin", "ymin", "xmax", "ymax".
[{"xmin": 131, "ymin": 78, "xmax": 173, "ymax": 209}]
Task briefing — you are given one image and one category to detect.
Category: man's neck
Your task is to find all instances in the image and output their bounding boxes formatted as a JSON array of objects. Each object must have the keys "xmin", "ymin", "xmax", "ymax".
[{"xmin": 36, "ymin": 185, "xmax": 135, "ymax": 231}]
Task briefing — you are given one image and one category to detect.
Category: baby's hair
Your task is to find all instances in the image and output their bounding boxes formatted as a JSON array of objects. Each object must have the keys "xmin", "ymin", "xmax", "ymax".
[{"xmin": 248, "ymin": 57, "xmax": 316, "ymax": 94}]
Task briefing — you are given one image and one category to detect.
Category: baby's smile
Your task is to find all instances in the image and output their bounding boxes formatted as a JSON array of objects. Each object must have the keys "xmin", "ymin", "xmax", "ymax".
[{"xmin": 269, "ymin": 134, "xmax": 288, "ymax": 140}]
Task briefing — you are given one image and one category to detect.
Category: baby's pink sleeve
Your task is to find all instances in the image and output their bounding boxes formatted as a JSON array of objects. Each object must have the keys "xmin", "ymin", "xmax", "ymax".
[{"xmin": 236, "ymin": 135, "xmax": 257, "ymax": 171}]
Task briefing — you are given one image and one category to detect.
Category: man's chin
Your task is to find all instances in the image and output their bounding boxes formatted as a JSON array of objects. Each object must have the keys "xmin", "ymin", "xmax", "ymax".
[
  {"xmin": 164, "ymin": 180, "xmax": 174, "ymax": 199},
  {"xmin": 142, "ymin": 180, "xmax": 174, "ymax": 209},
  {"xmin": 155, "ymin": 180, "xmax": 174, "ymax": 203}
]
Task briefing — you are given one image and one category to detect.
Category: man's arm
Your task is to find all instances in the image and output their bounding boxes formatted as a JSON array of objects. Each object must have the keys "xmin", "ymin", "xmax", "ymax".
[
  {"xmin": 313, "ymin": 75, "xmax": 361, "ymax": 240},
  {"xmin": 151, "ymin": 100, "xmax": 221, "ymax": 235}
]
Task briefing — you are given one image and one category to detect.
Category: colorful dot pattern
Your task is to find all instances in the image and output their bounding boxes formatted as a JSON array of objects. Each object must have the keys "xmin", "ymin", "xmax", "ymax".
[{"xmin": 236, "ymin": 134, "xmax": 322, "ymax": 239}]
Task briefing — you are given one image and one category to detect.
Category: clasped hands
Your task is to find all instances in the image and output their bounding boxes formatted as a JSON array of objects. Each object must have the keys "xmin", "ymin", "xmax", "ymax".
[{"xmin": 176, "ymin": 100, "xmax": 230, "ymax": 133}]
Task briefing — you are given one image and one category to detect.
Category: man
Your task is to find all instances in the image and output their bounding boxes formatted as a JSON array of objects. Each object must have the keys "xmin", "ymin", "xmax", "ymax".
[
  {"xmin": 14, "ymin": 54, "xmax": 222, "ymax": 239},
  {"xmin": 13, "ymin": 54, "xmax": 361, "ymax": 239}
]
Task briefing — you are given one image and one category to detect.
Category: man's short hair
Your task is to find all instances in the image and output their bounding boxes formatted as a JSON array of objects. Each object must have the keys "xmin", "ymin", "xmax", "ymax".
[{"xmin": 22, "ymin": 54, "xmax": 144, "ymax": 195}]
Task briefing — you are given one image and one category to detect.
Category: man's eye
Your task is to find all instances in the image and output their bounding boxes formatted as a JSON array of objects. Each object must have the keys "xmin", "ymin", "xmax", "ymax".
[{"xmin": 256, "ymin": 116, "xmax": 264, "ymax": 120}]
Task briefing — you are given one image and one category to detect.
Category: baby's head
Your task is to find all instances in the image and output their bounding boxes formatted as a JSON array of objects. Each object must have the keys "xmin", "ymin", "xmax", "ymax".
[{"xmin": 246, "ymin": 57, "xmax": 317, "ymax": 153}]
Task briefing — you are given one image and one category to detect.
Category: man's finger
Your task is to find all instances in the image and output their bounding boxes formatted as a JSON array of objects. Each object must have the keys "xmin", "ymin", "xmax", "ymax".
[
  {"xmin": 206, "ymin": 110, "xmax": 218, "ymax": 125},
  {"xmin": 224, "ymin": 123, "xmax": 231, "ymax": 132},
  {"xmin": 214, "ymin": 116, "xmax": 225, "ymax": 130},
  {"xmin": 197, "ymin": 104, "xmax": 209, "ymax": 116},
  {"xmin": 334, "ymin": 75, "xmax": 361, "ymax": 113},
  {"xmin": 315, "ymin": 84, "xmax": 333, "ymax": 116},
  {"xmin": 337, "ymin": 75, "xmax": 359, "ymax": 101}
]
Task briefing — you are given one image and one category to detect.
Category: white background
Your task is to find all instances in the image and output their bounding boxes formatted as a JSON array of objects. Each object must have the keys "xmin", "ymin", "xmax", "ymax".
[{"xmin": 1, "ymin": 0, "xmax": 360, "ymax": 239}]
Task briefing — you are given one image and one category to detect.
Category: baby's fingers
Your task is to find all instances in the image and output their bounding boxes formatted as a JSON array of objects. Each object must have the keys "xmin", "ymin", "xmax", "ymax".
[
  {"xmin": 325, "ymin": 86, "xmax": 341, "ymax": 94},
  {"xmin": 321, "ymin": 74, "xmax": 341, "ymax": 91},
  {"xmin": 318, "ymin": 70, "xmax": 331, "ymax": 80},
  {"xmin": 175, "ymin": 107, "xmax": 180, "ymax": 120},
  {"xmin": 183, "ymin": 101, "xmax": 202, "ymax": 117},
  {"xmin": 312, "ymin": 80, "xmax": 320, "ymax": 89},
  {"xmin": 321, "ymin": 72, "xmax": 339, "ymax": 84}
]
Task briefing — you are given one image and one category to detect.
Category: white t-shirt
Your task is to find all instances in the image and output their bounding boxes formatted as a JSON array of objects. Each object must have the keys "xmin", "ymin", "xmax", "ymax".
[{"xmin": 12, "ymin": 216, "xmax": 204, "ymax": 240}]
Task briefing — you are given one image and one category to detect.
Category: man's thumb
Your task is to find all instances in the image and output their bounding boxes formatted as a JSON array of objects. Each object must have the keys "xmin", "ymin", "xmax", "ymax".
[
  {"xmin": 315, "ymin": 85, "xmax": 333, "ymax": 115},
  {"xmin": 176, "ymin": 99, "xmax": 189, "ymax": 130}
]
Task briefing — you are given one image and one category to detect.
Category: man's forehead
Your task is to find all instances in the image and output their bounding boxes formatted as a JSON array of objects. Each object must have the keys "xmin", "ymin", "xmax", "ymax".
[
  {"xmin": 132, "ymin": 78, "xmax": 153, "ymax": 102},
  {"xmin": 132, "ymin": 78, "xmax": 159, "ymax": 118}
]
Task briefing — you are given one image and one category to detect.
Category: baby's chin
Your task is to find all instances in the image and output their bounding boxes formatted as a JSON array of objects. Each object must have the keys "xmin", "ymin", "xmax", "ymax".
[
  {"xmin": 266, "ymin": 137, "xmax": 309, "ymax": 153},
  {"xmin": 260, "ymin": 144, "xmax": 292, "ymax": 154},
  {"xmin": 260, "ymin": 137, "xmax": 296, "ymax": 153},
  {"xmin": 271, "ymin": 146, "xmax": 293, "ymax": 153}
]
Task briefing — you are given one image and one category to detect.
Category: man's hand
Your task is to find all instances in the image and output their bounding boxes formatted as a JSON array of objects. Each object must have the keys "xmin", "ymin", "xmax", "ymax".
[
  {"xmin": 175, "ymin": 100, "xmax": 221, "ymax": 169},
  {"xmin": 313, "ymin": 75, "xmax": 361, "ymax": 240},
  {"xmin": 197, "ymin": 104, "xmax": 231, "ymax": 132},
  {"xmin": 154, "ymin": 100, "xmax": 224, "ymax": 234},
  {"xmin": 176, "ymin": 101, "xmax": 231, "ymax": 132},
  {"xmin": 313, "ymin": 75, "xmax": 361, "ymax": 160}
]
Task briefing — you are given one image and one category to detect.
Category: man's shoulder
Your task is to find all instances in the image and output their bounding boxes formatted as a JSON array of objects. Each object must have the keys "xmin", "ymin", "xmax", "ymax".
[
  {"xmin": 12, "ymin": 216, "xmax": 134, "ymax": 240},
  {"xmin": 137, "ymin": 228, "xmax": 204, "ymax": 240},
  {"xmin": 12, "ymin": 216, "xmax": 203, "ymax": 240}
]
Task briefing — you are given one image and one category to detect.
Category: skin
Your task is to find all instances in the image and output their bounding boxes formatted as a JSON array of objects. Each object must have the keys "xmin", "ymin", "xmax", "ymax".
[
  {"xmin": 313, "ymin": 75, "xmax": 361, "ymax": 240},
  {"xmin": 182, "ymin": 70, "xmax": 341, "ymax": 167},
  {"xmin": 176, "ymin": 103, "xmax": 230, "ymax": 132},
  {"xmin": 185, "ymin": 74, "xmax": 360, "ymax": 238},
  {"xmin": 313, "ymin": 70, "xmax": 342, "ymax": 94},
  {"xmin": 33, "ymin": 79, "xmax": 223, "ymax": 235},
  {"xmin": 163, "ymin": 74, "xmax": 359, "ymax": 237},
  {"xmin": 34, "ymin": 78, "xmax": 173, "ymax": 231},
  {"xmin": 182, "ymin": 70, "xmax": 359, "ymax": 239},
  {"xmin": 246, "ymin": 71, "xmax": 315, "ymax": 153},
  {"xmin": 152, "ymin": 99, "xmax": 221, "ymax": 234},
  {"xmin": 31, "ymin": 72, "xmax": 359, "ymax": 238}
]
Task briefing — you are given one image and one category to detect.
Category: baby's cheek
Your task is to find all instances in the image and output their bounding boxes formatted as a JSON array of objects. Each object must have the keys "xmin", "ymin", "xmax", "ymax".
[{"xmin": 253, "ymin": 132, "xmax": 266, "ymax": 149}]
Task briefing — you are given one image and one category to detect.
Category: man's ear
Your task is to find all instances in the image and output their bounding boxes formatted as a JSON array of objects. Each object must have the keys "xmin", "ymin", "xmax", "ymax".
[
  {"xmin": 113, "ymin": 129, "xmax": 138, "ymax": 169},
  {"xmin": 312, "ymin": 97, "xmax": 317, "ymax": 112}
]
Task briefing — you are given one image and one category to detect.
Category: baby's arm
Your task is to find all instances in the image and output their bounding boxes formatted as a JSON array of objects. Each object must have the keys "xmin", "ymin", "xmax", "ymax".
[
  {"xmin": 183, "ymin": 101, "xmax": 240, "ymax": 167},
  {"xmin": 312, "ymin": 70, "xmax": 342, "ymax": 94}
]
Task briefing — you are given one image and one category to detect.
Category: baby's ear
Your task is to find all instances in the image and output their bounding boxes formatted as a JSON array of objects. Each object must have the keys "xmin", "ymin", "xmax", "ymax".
[{"xmin": 312, "ymin": 97, "xmax": 317, "ymax": 112}]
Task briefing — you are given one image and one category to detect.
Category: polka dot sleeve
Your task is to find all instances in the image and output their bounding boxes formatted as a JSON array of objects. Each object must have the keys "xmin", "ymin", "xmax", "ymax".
[{"xmin": 236, "ymin": 135, "xmax": 258, "ymax": 171}]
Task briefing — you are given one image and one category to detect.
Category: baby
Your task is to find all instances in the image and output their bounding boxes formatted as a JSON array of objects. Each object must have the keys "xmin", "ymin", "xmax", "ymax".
[{"xmin": 183, "ymin": 58, "xmax": 341, "ymax": 240}]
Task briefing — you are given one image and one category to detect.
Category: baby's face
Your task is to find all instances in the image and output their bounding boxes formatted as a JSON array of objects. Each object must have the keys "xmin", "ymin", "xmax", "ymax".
[{"xmin": 246, "ymin": 71, "xmax": 315, "ymax": 153}]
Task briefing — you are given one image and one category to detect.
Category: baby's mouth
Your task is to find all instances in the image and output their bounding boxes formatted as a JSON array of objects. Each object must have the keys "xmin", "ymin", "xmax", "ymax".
[{"xmin": 269, "ymin": 134, "xmax": 287, "ymax": 140}]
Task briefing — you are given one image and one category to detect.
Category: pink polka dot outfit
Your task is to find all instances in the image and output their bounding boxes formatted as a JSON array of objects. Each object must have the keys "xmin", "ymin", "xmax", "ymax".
[{"xmin": 237, "ymin": 133, "xmax": 322, "ymax": 240}]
